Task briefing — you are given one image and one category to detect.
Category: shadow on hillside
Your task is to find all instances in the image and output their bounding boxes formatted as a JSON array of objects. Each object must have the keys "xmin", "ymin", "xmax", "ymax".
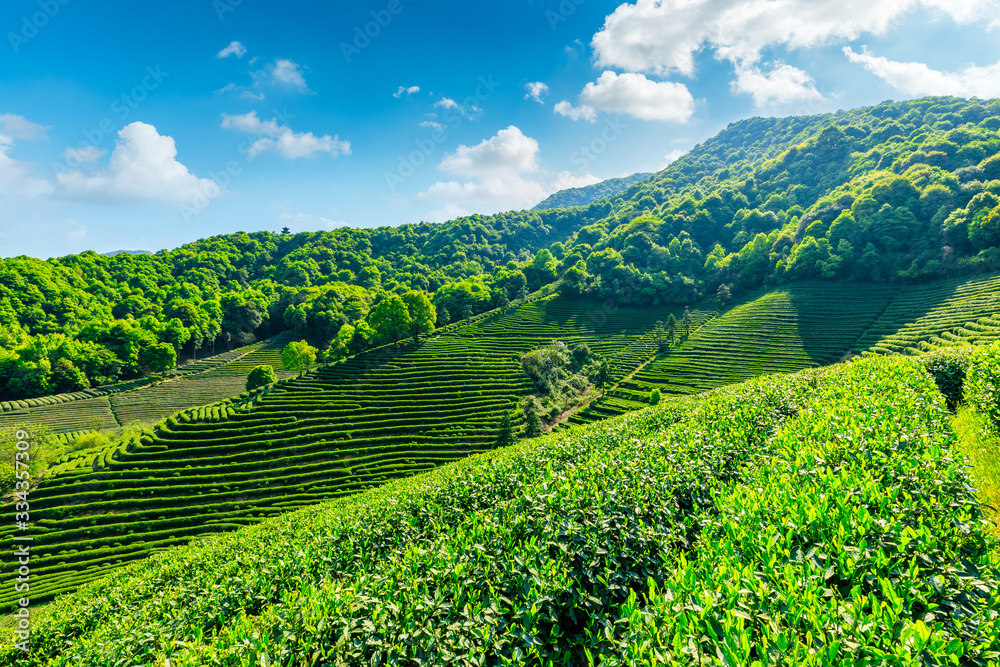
[{"xmin": 784, "ymin": 277, "xmax": 969, "ymax": 365}]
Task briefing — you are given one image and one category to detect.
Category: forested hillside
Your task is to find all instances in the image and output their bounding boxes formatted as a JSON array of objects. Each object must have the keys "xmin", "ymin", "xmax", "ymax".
[
  {"xmin": 3, "ymin": 96, "xmax": 1000, "ymax": 402},
  {"xmin": 532, "ymin": 172, "xmax": 652, "ymax": 210}
]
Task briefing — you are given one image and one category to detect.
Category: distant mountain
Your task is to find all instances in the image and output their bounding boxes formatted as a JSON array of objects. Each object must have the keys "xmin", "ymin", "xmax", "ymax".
[
  {"xmin": 533, "ymin": 173, "xmax": 652, "ymax": 210},
  {"xmin": 102, "ymin": 250, "xmax": 152, "ymax": 257}
]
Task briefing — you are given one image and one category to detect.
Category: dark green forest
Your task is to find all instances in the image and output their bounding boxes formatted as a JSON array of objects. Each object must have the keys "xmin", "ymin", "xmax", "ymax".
[{"xmin": 2, "ymin": 96, "xmax": 1000, "ymax": 401}]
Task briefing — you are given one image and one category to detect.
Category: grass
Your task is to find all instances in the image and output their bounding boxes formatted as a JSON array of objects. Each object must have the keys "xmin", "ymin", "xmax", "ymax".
[{"xmin": 954, "ymin": 407, "xmax": 1000, "ymax": 538}]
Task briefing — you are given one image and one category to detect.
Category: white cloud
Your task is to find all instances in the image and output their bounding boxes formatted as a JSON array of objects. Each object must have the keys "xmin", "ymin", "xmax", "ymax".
[
  {"xmin": 0, "ymin": 134, "xmax": 54, "ymax": 199},
  {"xmin": 417, "ymin": 126, "xmax": 608, "ymax": 219},
  {"xmin": 592, "ymin": 0, "xmax": 999, "ymax": 76},
  {"xmin": 554, "ymin": 101, "xmax": 598, "ymax": 122},
  {"xmin": 434, "ymin": 97, "xmax": 459, "ymax": 110},
  {"xmin": 394, "ymin": 85, "xmax": 420, "ymax": 98},
  {"xmin": 56, "ymin": 122, "xmax": 217, "ymax": 205},
  {"xmin": 662, "ymin": 149, "xmax": 687, "ymax": 167},
  {"xmin": 0, "ymin": 114, "xmax": 50, "ymax": 141},
  {"xmin": 732, "ymin": 62, "xmax": 824, "ymax": 106},
  {"xmin": 524, "ymin": 82, "xmax": 550, "ymax": 104},
  {"xmin": 438, "ymin": 126, "xmax": 540, "ymax": 178},
  {"xmin": 216, "ymin": 41, "xmax": 246, "ymax": 59},
  {"xmin": 557, "ymin": 71, "xmax": 695, "ymax": 123},
  {"xmin": 420, "ymin": 121, "xmax": 446, "ymax": 131},
  {"xmin": 269, "ymin": 59, "xmax": 309, "ymax": 92},
  {"xmin": 62, "ymin": 145, "xmax": 105, "ymax": 163},
  {"xmin": 844, "ymin": 46, "xmax": 1000, "ymax": 97},
  {"xmin": 221, "ymin": 111, "xmax": 351, "ymax": 160}
]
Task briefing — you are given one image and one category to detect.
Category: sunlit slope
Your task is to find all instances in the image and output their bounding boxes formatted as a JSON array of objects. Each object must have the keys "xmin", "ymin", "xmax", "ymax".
[
  {"xmin": 10, "ymin": 354, "xmax": 999, "ymax": 666},
  {"xmin": 854, "ymin": 273, "xmax": 1000, "ymax": 355},
  {"xmin": 0, "ymin": 296, "xmax": 694, "ymax": 611},
  {"xmin": 571, "ymin": 283, "xmax": 896, "ymax": 425},
  {"xmin": 0, "ymin": 334, "xmax": 297, "ymax": 434}
]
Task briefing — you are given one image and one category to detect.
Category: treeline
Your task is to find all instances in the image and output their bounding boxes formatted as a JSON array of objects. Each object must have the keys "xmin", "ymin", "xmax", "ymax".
[{"xmin": 3, "ymin": 96, "xmax": 1000, "ymax": 400}]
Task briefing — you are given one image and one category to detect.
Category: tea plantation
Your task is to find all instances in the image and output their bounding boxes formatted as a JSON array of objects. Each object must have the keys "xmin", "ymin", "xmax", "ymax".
[
  {"xmin": 8, "ymin": 348, "xmax": 999, "ymax": 665},
  {"xmin": 0, "ymin": 296, "xmax": 693, "ymax": 611}
]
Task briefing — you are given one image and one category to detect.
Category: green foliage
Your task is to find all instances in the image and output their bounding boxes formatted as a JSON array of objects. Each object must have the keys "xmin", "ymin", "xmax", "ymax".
[
  {"xmin": 281, "ymin": 341, "xmax": 317, "ymax": 376},
  {"xmin": 921, "ymin": 347, "xmax": 972, "ymax": 410},
  {"xmin": 245, "ymin": 364, "xmax": 277, "ymax": 391},
  {"xmin": 366, "ymin": 294, "xmax": 412, "ymax": 344},
  {"xmin": 523, "ymin": 399, "xmax": 543, "ymax": 438},
  {"xmin": 964, "ymin": 341, "xmax": 1000, "ymax": 430},
  {"xmin": 401, "ymin": 290, "xmax": 436, "ymax": 341},
  {"xmin": 493, "ymin": 411, "xmax": 516, "ymax": 449},
  {"xmin": 14, "ymin": 356, "xmax": 1000, "ymax": 665},
  {"xmin": 138, "ymin": 342, "xmax": 177, "ymax": 374},
  {"xmin": 533, "ymin": 172, "xmax": 652, "ymax": 210},
  {"xmin": 649, "ymin": 388, "xmax": 661, "ymax": 405}
]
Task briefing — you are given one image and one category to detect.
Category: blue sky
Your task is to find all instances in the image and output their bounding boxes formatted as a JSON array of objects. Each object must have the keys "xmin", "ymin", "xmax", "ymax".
[{"xmin": 1, "ymin": 0, "xmax": 999, "ymax": 258}]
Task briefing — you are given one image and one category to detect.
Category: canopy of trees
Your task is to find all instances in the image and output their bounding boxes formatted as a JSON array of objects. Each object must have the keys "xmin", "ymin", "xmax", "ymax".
[{"xmin": 4, "ymin": 97, "xmax": 1000, "ymax": 401}]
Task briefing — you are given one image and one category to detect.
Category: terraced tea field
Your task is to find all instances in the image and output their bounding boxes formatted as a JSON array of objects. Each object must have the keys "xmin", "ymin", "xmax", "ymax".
[
  {"xmin": 0, "ymin": 297, "xmax": 691, "ymax": 610},
  {"xmin": 0, "ymin": 334, "xmax": 296, "ymax": 434},
  {"xmin": 854, "ymin": 273, "xmax": 1000, "ymax": 354},
  {"xmin": 569, "ymin": 283, "xmax": 898, "ymax": 426}
]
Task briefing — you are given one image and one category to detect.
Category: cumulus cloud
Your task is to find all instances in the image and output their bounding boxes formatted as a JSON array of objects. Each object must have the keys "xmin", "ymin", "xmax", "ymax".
[
  {"xmin": 731, "ymin": 62, "xmax": 824, "ymax": 106},
  {"xmin": 0, "ymin": 114, "xmax": 50, "ymax": 141},
  {"xmin": 420, "ymin": 120, "xmax": 446, "ymax": 131},
  {"xmin": 556, "ymin": 71, "xmax": 695, "ymax": 123},
  {"xmin": 592, "ymin": 0, "xmax": 999, "ymax": 76},
  {"xmin": 221, "ymin": 111, "xmax": 351, "ymax": 160},
  {"xmin": 439, "ymin": 126, "xmax": 540, "ymax": 178},
  {"xmin": 524, "ymin": 82, "xmax": 550, "ymax": 104},
  {"xmin": 56, "ymin": 122, "xmax": 216, "ymax": 205},
  {"xmin": 268, "ymin": 59, "xmax": 309, "ymax": 91},
  {"xmin": 417, "ymin": 126, "xmax": 608, "ymax": 220},
  {"xmin": 0, "ymin": 134, "xmax": 54, "ymax": 199},
  {"xmin": 216, "ymin": 41, "xmax": 246, "ymax": 59},
  {"xmin": 394, "ymin": 85, "xmax": 420, "ymax": 98},
  {"xmin": 844, "ymin": 46, "xmax": 1000, "ymax": 97}
]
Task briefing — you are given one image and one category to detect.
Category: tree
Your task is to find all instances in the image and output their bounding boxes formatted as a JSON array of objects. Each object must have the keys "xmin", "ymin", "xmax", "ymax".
[
  {"xmin": 523, "ymin": 400, "xmax": 543, "ymax": 438},
  {"xmin": 666, "ymin": 314, "xmax": 677, "ymax": 344},
  {"xmin": 649, "ymin": 388, "xmax": 662, "ymax": 406},
  {"xmin": 280, "ymin": 226, "xmax": 291, "ymax": 235},
  {"xmin": 494, "ymin": 411, "xmax": 516, "ymax": 449},
  {"xmin": 682, "ymin": 308, "xmax": 693, "ymax": 337},
  {"xmin": 246, "ymin": 364, "xmax": 277, "ymax": 391},
  {"xmin": 139, "ymin": 343, "xmax": 177, "ymax": 374},
  {"xmin": 367, "ymin": 295, "xmax": 412, "ymax": 344},
  {"xmin": 594, "ymin": 359, "xmax": 612, "ymax": 395},
  {"xmin": 50, "ymin": 359, "xmax": 89, "ymax": 393},
  {"xmin": 402, "ymin": 291, "xmax": 436, "ymax": 341},
  {"xmin": 717, "ymin": 284, "xmax": 731, "ymax": 309},
  {"xmin": 282, "ymin": 340, "xmax": 317, "ymax": 376}
]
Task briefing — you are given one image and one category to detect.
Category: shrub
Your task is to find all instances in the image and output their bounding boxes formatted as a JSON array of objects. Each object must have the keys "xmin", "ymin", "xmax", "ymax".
[
  {"xmin": 245, "ymin": 365, "xmax": 278, "ymax": 392},
  {"xmin": 921, "ymin": 347, "xmax": 972, "ymax": 409},
  {"xmin": 965, "ymin": 341, "xmax": 1000, "ymax": 430},
  {"xmin": 649, "ymin": 388, "xmax": 662, "ymax": 405}
]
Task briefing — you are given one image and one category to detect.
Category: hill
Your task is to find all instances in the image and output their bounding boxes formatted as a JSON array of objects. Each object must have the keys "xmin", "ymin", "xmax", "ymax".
[
  {"xmin": 4, "ymin": 96, "xmax": 1000, "ymax": 406},
  {"xmin": 7, "ymin": 348, "xmax": 1000, "ymax": 665},
  {"xmin": 532, "ymin": 172, "xmax": 652, "ymax": 210},
  {"xmin": 0, "ymin": 295, "xmax": 709, "ymax": 610}
]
